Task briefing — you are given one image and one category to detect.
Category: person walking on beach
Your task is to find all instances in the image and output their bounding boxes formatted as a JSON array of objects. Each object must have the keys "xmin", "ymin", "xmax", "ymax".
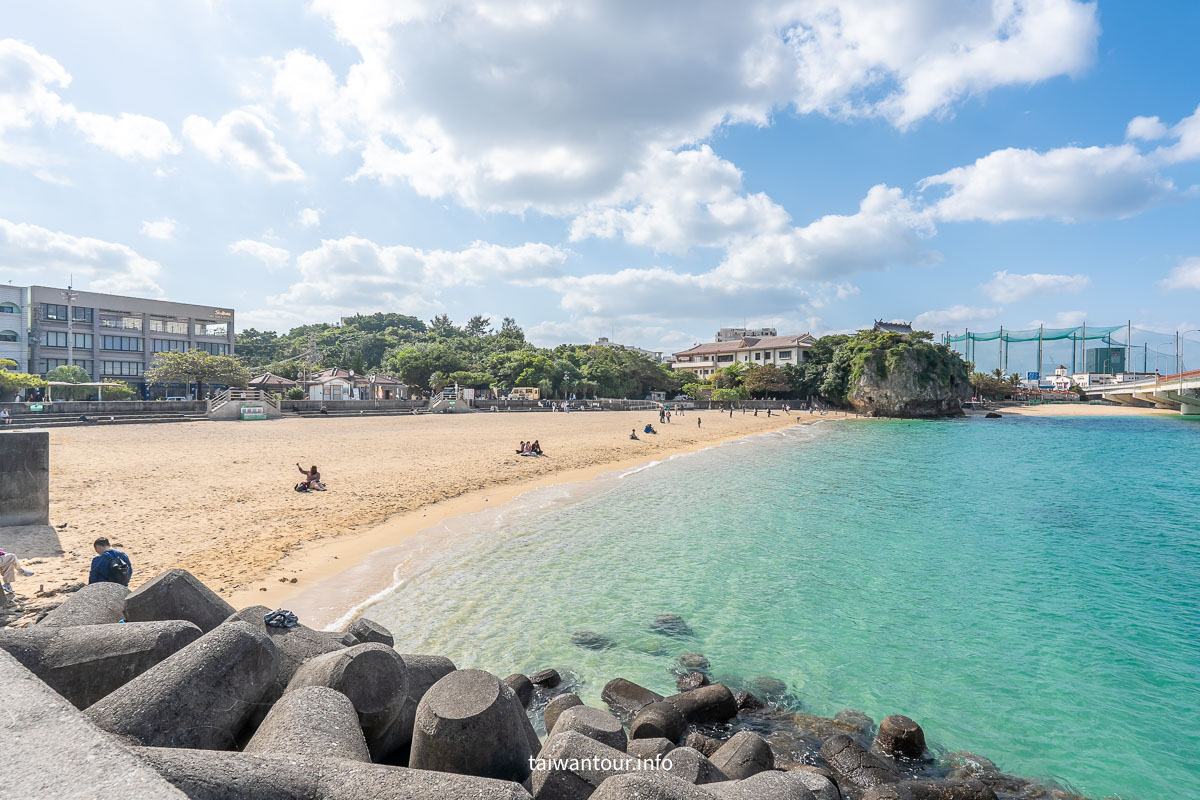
[
  {"xmin": 659, "ymin": 409, "xmax": 665, "ymax": 424},
  {"xmin": 89, "ymin": 538, "xmax": 132, "ymax": 586},
  {"xmin": 697, "ymin": 417, "xmax": 701, "ymax": 428},
  {"xmin": 0, "ymin": 548, "xmax": 34, "ymax": 594},
  {"xmin": 729, "ymin": 407, "xmax": 733, "ymax": 418}
]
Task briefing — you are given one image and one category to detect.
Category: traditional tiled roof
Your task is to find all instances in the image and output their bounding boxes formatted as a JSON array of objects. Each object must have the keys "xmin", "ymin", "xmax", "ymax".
[
  {"xmin": 248, "ymin": 372, "xmax": 297, "ymax": 387},
  {"xmin": 673, "ymin": 333, "xmax": 814, "ymax": 358}
]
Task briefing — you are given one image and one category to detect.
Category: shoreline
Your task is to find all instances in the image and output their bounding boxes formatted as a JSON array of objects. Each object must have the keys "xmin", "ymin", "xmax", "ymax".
[
  {"xmin": 229, "ymin": 414, "xmax": 851, "ymax": 625},
  {"xmin": 993, "ymin": 403, "xmax": 1179, "ymax": 418}
]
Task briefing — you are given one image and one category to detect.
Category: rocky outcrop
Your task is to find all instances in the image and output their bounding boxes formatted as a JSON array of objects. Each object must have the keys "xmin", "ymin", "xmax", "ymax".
[{"xmin": 847, "ymin": 346, "xmax": 969, "ymax": 418}]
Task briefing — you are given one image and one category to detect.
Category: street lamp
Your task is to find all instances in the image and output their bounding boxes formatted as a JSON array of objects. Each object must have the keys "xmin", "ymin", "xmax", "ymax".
[{"xmin": 60, "ymin": 279, "xmax": 79, "ymax": 370}]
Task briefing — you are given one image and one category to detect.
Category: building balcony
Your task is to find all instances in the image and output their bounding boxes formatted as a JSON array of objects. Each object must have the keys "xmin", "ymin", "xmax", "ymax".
[{"xmin": 672, "ymin": 359, "xmax": 715, "ymax": 370}]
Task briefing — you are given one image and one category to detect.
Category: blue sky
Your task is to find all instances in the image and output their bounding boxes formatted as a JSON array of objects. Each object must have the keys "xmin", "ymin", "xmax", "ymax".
[{"xmin": 2, "ymin": 1, "xmax": 1199, "ymax": 355}]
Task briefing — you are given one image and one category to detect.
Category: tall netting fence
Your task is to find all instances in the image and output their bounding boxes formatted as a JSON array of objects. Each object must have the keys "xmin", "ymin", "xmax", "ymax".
[{"xmin": 943, "ymin": 325, "xmax": 1200, "ymax": 378}]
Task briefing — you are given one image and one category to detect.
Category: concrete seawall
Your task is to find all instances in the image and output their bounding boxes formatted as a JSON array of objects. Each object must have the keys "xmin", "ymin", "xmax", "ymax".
[{"xmin": 0, "ymin": 431, "xmax": 49, "ymax": 527}]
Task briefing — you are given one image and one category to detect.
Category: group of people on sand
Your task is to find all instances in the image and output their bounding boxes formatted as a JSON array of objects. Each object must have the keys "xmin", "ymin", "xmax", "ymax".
[{"xmin": 516, "ymin": 440, "xmax": 544, "ymax": 456}]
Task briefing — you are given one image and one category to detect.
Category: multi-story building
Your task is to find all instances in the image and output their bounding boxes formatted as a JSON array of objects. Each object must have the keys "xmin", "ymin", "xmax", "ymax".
[
  {"xmin": 593, "ymin": 337, "xmax": 664, "ymax": 363},
  {"xmin": 672, "ymin": 333, "xmax": 815, "ymax": 379},
  {"xmin": 27, "ymin": 285, "xmax": 235, "ymax": 398},
  {"xmin": 715, "ymin": 326, "xmax": 776, "ymax": 342},
  {"xmin": 0, "ymin": 284, "xmax": 30, "ymax": 372}
]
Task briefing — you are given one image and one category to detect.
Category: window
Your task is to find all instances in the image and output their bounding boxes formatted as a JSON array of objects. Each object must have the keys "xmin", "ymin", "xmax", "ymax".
[
  {"xmin": 716, "ymin": 355, "xmax": 734, "ymax": 363},
  {"xmin": 778, "ymin": 351, "xmax": 792, "ymax": 359},
  {"xmin": 101, "ymin": 335, "xmax": 143, "ymax": 352},
  {"xmin": 42, "ymin": 303, "xmax": 68, "ymax": 320},
  {"xmin": 151, "ymin": 339, "xmax": 188, "ymax": 353},
  {"xmin": 41, "ymin": 330, "xmax": 69, "ymax": 347},
  {"xmin": 754, "ymin": 352, "xmax": 761, "ymax": 360},
  {"xmin": 72, "ymin": 306, "xmax": 93, "ymax": 323},
  {"xmin": 41, "ymin": 359, "xmax": 69, "ymax": 372},
  {"xmin": 102, "ymin": 360, "xmax": 143, "ymax": 377},
  {"xmin": 149, "ymin": 319, "xmax": 189, "ymax": 334},
  {"xmin": 195, "ymin": 322, "xmax": 228, "ymax": 337},
  {"xmin": 195, "ymin": 341, "xmax": 229, "ymax": 356},
  {"xmin": 0, "ymin": 302, "xmax": 18, "ymax": 314},
  {"xmin": 74, "ymin": 333, "xmax": 93, "ymax": 349},
  {"xmin": 73, "ymin": 360, "xmax": 93, "ymax": 375},
  {"xmin": 0, "ymin": 329, "xmax": 19, "ymax": 342},
  {"xmin": 100, "ymin": 315, "xmax": 142, "ymax": 330}
]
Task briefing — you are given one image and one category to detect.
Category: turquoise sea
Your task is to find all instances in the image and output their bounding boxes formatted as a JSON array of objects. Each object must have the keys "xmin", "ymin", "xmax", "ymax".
[{"xmin": 362, "ymin": 414, "xmax": 1200, "ymax": 799}]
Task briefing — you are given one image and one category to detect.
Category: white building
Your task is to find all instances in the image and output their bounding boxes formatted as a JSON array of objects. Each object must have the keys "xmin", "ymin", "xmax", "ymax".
[
  {"xmin": 715, "ymin": 326, "xmax": 776, "ymax": 342},
  {"xmin": 593, "ymin": 337, "xmax": 664, "ymax": 363},
  {"xmin": 672, "ymin": 333, "xmax": 816, "ymax": 379},
  {"xmin": 0, "ymin": 285, "xmax": 30, "ymax": 372}
]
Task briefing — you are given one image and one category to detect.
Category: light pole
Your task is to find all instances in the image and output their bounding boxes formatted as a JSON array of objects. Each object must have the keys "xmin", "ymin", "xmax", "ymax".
[{"xmin": 60, "ymin": 279, "xmax": 79, "ymax": 371}]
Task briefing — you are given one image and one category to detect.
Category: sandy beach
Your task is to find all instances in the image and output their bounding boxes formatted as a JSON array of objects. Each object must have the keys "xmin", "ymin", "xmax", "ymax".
[
  {"xmin": 997, "ymin": 403, "xmax": 1179, "ymax": 417},
  {"xmin": 5, "ymin": 409, "xmax": 836, "ymax": 622}
]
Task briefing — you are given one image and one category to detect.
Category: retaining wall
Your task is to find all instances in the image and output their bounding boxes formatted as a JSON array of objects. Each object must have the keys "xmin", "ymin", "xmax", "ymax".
[{"xmin": 0, "ymin": 431, "xmax": 49, "ymax": 527}]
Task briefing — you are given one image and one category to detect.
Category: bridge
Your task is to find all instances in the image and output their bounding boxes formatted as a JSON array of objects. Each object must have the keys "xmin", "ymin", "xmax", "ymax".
[{"xmin": 1086, "ymin": 369, "xmax": 1200, "ymax": 414}]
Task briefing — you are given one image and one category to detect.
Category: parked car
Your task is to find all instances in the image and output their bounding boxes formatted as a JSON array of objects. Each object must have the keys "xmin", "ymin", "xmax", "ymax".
[{"xmin": 164, "ymin": 395, "xmax": 190, "ymax": 401}]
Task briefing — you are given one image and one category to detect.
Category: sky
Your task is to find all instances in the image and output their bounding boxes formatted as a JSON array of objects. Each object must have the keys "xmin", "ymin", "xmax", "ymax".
[{"xmin": 2, "ymin": 0, "xmax": 1199, "ymax": 355}]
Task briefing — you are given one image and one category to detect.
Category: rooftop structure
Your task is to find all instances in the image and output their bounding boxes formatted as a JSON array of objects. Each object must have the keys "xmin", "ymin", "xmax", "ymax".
[
  {"xmin": 672, "ymin": 333, "xmax": 816, "ymax": 379},
  {"xmin": 715, "ymin": 326, "xmax": 776, "ymax": 342},
  {"xmin": 873, "ymin": 320, "xmax": 914, "ymax": 334}
]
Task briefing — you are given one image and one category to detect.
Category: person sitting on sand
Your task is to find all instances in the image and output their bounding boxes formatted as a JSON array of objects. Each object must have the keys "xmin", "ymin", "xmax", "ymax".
[
  {"xmin": 296, "ymin": 463, "xmax": 326, "ymax": 492},
  {"xmin": 532, "ymin": 440, "xmax": 543, "ymax": 455},
  {"xmin": 630, "ymin": 429, "xmax": 638, "ymax": 440},
  {"xmin": 516, "ymin": 440, "xmax": 526, "ymax": 454},
  {"xmin": 644, "ymin": 423, "xmax": 657, "ymax": 434},
  {"xmin": 0, "ymin": 547, "xmax": 34, "ymax": 594},
  {"xmin": 88, "ymin": 538, "xmax": 131, "ymax": 587}
]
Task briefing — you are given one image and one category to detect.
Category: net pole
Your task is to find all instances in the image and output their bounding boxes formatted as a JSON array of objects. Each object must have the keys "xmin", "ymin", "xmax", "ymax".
[
  {"xmin": 1037, "ymin": 325, "xmax": 1044, "ymax": 383},
  {"xmin": 1127, "ymin": 320, "xmax": 1132, "ymax": 376},
  {"xmin": 998, "ymin": 326, "xmax": 1003, "ymax": 373}
]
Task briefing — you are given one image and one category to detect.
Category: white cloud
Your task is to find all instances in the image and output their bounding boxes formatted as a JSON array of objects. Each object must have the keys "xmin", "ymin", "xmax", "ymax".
[
  {"xmin": 1153, "ymin": 103, "xmax": 1200, "ymax": 165},
  {"xmin": 229, "ymin": 239, "xmax": 290, "ymax": 272},
  {"xmin": 71, "ymin": 111, "xmax": 180, "ymax": 160},
  {"xmin": 1159, "ymin": 257, "xmax": 1200, "ymax": 291},
  {"xmin": 982, "ymin": 270, "xmax": 1090, "ymax": 303},
  {"xmin": 1126, "ymin": 115, "xmax": 1168, "ymax": 142},
  {"xmin": 140, "ymin": 218, "xmax": 178, "ymax": 240},
  {"xmin": 0, "ymin": 39, "xmax": 179, "ymax": 175},
  {"xmin": 262, "ymin": 237, "xmax": 568, "ymax": 322},
  {"xmin": 183, "ymin": 109, "xmax": 304, "ymax": 182},
  {"xmin": 298, "ymin": 207, "xmax": 321, "ymax": 227},
  {"xmin": 913, "ymin": 305, "xmax": 1001, "ymax": 331},
  {"xmin": 262, "ymin": 1, "xmax": 1100, "ymax": 213},
  {"xmin": 920, "ymin": 144, "xmax": 1173, "ymax": 222},
  {"xmin": 0, "ymin": 217, "xmax": 163, "ymax": 296}
]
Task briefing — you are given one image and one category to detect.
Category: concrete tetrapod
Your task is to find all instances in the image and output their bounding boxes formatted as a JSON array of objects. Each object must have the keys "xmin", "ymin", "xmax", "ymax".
[
  {"xmin": 375, "ymin": 653, "xmax": 458, "ymax": 763},
  {"xmin": 244, "ymin": 685, "xmax": 370, "ymax": 762},
  {"xmin": 707, "ymin": 771, "xmax": 818, "ymax": 800},
  {"xmin": 659, "ymin": 746, "xmax": 727, "ymax": 785},
  {"xmin": 409, "ymin": 668, "xmax": 535, "ymax": 783},
  {"xmin": 123, "ymin": 569, "xmax": 236, "ymax": 633},
  {"xmin": 874, "ymin": 715, "xmax": 928, "ymax": 760},
  {"xmin": 0, "ymin": 620, "xmax": 202, "ymax": 709},
  {"xmin": 630, "ymin": 700, "xmax": 686, "ymax": 742},
  {"xmin": 590, "ymin": 772, "xmax": 719, "ymax": 800},
  {"xmin": 346, "ymin": 616, "xmax": 395, "ymax": 647},
  {"xmin": 37, "ymin": 581, "xmax": 130, "ymax": 628},
  {"xmin": 550, "ymin": 704, "xmax": 629, "ymax": 751},
  {"xmin": 862, "ymin": 781, "xmax": 999, "ymax": 800},
  {"xmin": 0, "ymin": 650, "xmax": 187, "ymax": 800},
  {"xmin": 664, "ymin": 684, "xmax": 738, "ymax": 725},
  {"xmin": 707, "ymin": 730, "xmax": 774, "ymax": 780},
  {"xmin": 543, "ymin": 692, "xmax": 584, "ymax": 734},
  {"xmin": 84, "ymin": 620, "xmax": 279, "ymax": 749},
  {"xmin": 137, "ymin": 747, "xmax": 533, "ymax": 800},
  {"xmin": 529, "ymin": 730, "xmax": 640, "ymax": 800},
  {"xmin": 819, "ymin": 734, "xmax": 901, "ymax": 794},
  {"xmin": 284, "ymin": 641, "xmax": 408, "ymax": 759},
  {"xmin": 602, "ymin": 678, "xmax": 664, "ymax": 720}
]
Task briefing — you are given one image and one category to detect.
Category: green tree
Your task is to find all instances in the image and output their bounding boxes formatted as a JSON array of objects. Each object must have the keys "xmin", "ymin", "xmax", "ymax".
[
  {"xmin": 145, "ymin": 351, "xmax": 251, "ymax": 398},
  {"xmin": 284, "ymin": 386, "xmax": 307, "ymax": 400},
  {"xmin": 96, "ymin": 381, "xmax": 136, "ymax": 400},
  {"xmin": 233, "ymin": 328, "xmax": 284, "ymax": 366},
  {"xmin": 0, "ymin": 359, "xmax": 47, "ymax": 401},
  {"xmin": 45, "ymin": 364, "xmax": 93, "ymax": 400},
  {"xmin": 464, "ymin": 315, "xmax": 492, "ymax": 337},
  {"xmin": 743, "ymin": 364, "xmax": 790, "ymax": 397}
]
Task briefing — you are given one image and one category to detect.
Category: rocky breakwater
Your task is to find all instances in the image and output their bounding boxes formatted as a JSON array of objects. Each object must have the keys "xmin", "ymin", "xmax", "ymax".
[{"xmin": 1, "ymin": 572, "xmax": 1099, "ymax": 800}]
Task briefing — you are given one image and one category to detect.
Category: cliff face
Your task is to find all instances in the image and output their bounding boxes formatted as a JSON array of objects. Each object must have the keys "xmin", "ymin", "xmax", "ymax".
[{"xmin": 847, "ymin": 348, "xmax": 969, "ymax": 418}]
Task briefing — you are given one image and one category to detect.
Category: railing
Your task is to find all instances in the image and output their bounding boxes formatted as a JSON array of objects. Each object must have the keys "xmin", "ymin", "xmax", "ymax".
[{"xmin": 207, "ymin": 389, "xmax": 278, "ymax": 414}]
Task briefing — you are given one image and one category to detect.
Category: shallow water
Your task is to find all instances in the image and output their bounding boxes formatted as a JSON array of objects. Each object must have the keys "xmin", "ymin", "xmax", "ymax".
[{"xmin": 364, "ymin": 415, "xmax": 1200, "ymax": 799}]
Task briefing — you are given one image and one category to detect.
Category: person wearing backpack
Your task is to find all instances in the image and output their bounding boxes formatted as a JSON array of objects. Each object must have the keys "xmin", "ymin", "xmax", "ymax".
[{"xmin": 89, "ymin": 538, "xmax": 133, "ymax": 586}]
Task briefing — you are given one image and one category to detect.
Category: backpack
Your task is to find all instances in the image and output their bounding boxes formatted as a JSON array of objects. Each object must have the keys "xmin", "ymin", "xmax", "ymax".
[{"xmin": 106, "ymin": 551, "xmax": 131, "ymax": 586}]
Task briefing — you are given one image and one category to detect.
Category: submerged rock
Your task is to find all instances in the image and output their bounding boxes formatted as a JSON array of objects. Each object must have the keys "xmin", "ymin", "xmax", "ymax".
[
  {"xmin": 651, "ymin": 614, "xmax": 695, "ymax": 638},
  {"xmin": 677, "ymin": 653, "xmax": 711, "ymax": 672},
  {"xmin": 571, "ymin": 630, "xmax": 614, "ymax": 650}
]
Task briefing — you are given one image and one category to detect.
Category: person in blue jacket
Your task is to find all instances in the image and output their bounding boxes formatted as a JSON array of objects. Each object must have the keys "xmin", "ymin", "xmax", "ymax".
[{"xmin": 89, "ymin": 537, "xmax": 133, "ymax": 586}]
